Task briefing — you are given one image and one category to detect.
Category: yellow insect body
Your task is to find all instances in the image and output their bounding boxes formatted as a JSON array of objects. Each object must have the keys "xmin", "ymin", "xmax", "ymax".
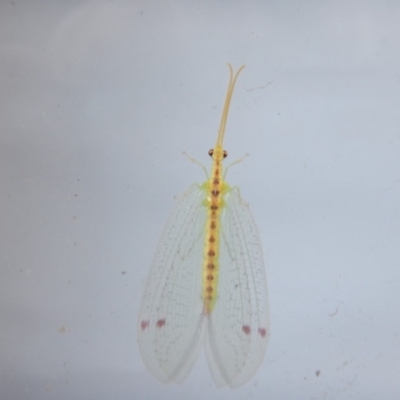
[{"xmin": 138, "ymin": 65, "xmax": 269, "ymax": 387}]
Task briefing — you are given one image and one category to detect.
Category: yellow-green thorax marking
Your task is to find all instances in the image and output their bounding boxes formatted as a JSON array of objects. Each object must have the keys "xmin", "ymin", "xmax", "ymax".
[{"xmin": 202, "ymin": 64, "xmax": 245, "ymax": 314}]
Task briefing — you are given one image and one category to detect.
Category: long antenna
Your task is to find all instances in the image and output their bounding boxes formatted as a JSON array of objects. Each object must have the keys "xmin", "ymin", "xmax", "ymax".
[{"xmin": 216, "ymin": 64, "xmax": 245, "ymax": 147}]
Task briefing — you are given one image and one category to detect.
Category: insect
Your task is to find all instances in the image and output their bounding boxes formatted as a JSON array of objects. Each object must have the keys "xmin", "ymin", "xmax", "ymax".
[{"xmin": 138, "ymin": 64, "xmax": 269, "ymax": 387}]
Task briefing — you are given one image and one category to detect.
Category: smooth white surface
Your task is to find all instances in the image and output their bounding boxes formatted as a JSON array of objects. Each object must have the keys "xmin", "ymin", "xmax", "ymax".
[{"xmin": 1, "ymin": 1, "xmax": 399, "ymax": 399}]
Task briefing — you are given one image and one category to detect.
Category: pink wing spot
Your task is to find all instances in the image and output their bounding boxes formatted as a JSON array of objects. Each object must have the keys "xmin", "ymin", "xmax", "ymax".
[
  {"xmin": 258, "ymin": 327, "xmax": 267, "ymax": 338},
  {"xmin": 156, "ymin": 319, "xmax": 166, "ymax": 328},
  {"xmin": 140, "ymin": 320, "xmax": 149, "ymax": 330},
  {"xmin": 242, "ymin": 325, "xmax": 251, "ymax": 335}
]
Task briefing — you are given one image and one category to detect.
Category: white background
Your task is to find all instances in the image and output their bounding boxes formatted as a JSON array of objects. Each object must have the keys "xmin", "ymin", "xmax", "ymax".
[{"xmin": 1, "ymin": 1, "xmax": 399, "ymax": 399}]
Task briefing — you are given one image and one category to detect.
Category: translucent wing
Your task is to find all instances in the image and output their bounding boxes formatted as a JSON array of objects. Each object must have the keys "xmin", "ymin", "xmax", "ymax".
[
  {"xmin": 138, "ymin": 184, "xmax": 207, "ymax": 383},
  {"xmin": 205, "ymin": 186, "xmax": 269, "ymax": 387}
]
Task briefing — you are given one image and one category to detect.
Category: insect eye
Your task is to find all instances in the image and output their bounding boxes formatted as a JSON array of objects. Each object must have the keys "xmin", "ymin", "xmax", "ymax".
[
  {"xmin": 223, "ymin": 150, "xmax": 228, "ymax": 158},
  {"xmin": 208, "ymin": 149, "xmax": 214, "ymax": 157}
]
